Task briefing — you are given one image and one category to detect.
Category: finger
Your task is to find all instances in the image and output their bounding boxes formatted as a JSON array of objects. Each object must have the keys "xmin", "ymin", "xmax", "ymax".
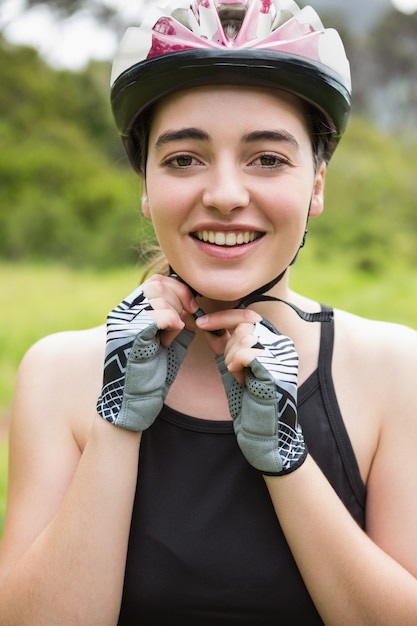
[
  {"xmin": 143, "ymin": 277, "xmax": 185, "ymax": 314},
  {"xmin": 223, "ymin": 322, "xmax": 261, "ymax": 361},
  {"xmin": 147, "ymin": 274, "xmax": 199, "ymax": 314},
  {"xmin": 226, "ymin": 343, "xmax": 264, "ymax": 373},
  {"xmin": 148, "ymin": 308, "xmax": 185, "ymax": 336},
  {"xmin": 195, "ymin": 308, "xmax": 261, "ymax": 334},
  {"xmin": 144, "ymin": 275, "xmax": 198, "ymax": 337},
  {"xmin": 159, "ymin": 328, "xmax": 184, "ymax": 348},
  {"xmin": 192, "ymin": 307, "xmax": 224, "ymax": 336},
  {"xmin": 231, "ymin": 369, "xmax": 246, "ymax": 385}
]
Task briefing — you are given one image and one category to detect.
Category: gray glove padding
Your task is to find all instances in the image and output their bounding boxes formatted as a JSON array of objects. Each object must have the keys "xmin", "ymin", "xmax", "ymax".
[
  {"xmin": 216, "ymin": 317, "xmax": 307, "ymax": 475},
  {"xmin": 97, "ymin": 285, "xmax": 194, "ymax": 431}
]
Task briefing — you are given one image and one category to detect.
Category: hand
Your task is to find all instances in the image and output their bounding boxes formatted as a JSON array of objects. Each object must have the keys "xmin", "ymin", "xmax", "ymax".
[
  {"xmin": 96, "ymin": 283, "xmax": 194, "ymax": 431},
  {"xmin": 216, "ymin": 317, "xmax": 307, "ymax": 475}
]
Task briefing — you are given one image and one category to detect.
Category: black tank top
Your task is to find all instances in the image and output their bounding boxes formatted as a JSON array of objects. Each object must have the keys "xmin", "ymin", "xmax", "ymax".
[{"xmin": 118, "ymin": 311, "xmax": 366, "ymax": 625}]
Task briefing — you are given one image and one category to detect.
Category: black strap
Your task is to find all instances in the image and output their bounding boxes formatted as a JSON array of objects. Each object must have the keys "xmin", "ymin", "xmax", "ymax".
[
  {"xmin": 236, "ymin": 294, "xmax": 333, "ymax": 323},
  {"xmin": 169, "ymin": 268, "xmax": 332, "ymax": 324}
]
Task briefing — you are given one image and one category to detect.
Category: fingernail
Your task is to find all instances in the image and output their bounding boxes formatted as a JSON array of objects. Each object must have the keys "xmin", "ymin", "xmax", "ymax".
[
  {"xmin": 193, "ymin": 309, "xmax": 208, "ymax": 323},
  {"xmin": 194, "ymin": 311, "xmax": 224, "ymax": 336}
]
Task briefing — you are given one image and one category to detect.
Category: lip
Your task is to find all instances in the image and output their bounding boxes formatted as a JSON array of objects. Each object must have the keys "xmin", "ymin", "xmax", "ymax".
[{"xmin": 190, "ymin": 228, "xmax": 265, "ymax": 260}]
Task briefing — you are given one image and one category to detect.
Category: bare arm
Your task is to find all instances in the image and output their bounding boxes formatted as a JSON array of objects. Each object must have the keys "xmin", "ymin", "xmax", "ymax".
[
  {"xmin": 266, "ymin": 321, "xmax": 417, "ymax": 625},
  {"xmin": 0, "ymin": 332, "xmax": 141, "ymax": 626},
  {"xmin": 0, "ymin": 276, "xmax": 198, "ymax": 625},
  {"xmin": 264, "ymin": 454, "xmax": 417, "ymax": 625},
  {"xmin": 199, "ymin": 310, "xmax": 417, "ymax": 625}
]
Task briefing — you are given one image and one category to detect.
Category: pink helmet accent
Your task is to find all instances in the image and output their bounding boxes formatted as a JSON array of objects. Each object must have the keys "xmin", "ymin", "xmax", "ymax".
[
  {"xmin": 146, "ymin": 0, "xmax": 340, "ymax": 68},
  {"xmin": 111, "ymin": 0, "xmax": 352, "ymax": 172}
]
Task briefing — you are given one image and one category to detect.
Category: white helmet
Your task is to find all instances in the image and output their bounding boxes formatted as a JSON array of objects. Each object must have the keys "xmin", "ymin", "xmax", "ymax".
[{"xmin": 111, "ymin": 0, "xmax": 351, "ymax": 170}]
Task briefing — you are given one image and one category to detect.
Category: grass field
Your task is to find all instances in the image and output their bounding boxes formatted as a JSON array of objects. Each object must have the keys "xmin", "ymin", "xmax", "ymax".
[
  {"xmin": 0, "ymin": 262, "xmax": 142, "ymax": 414},
  {"xmin": 1, "ymin": 257, "xmax": 417, "ymax": 538},
  {"xmin": 0, "ymin": 262, "xmax": 142, "ymax": 538}
]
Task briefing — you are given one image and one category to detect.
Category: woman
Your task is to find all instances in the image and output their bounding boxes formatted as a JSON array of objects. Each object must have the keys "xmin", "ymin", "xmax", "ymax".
[{"xmin": 1, "ymin": 1, "xmax": 417, "ymax": 624}]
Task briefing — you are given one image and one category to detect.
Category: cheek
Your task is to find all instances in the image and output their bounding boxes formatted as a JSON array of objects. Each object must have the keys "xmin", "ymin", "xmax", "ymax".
[
  {"xmin": 263, "ymin": 185, "xmax": 310, "ymax": 227},
  {"xmin": 144, "ymin": 177, "xmax": 197, "ymax": 225},
  {"xmin": 142, "ymin": 185, "xmax": 187, "ymax": 251}
]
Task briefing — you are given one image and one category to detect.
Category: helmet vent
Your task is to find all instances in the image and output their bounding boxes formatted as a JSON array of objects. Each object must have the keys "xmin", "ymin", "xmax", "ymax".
[{"xmin": 218, "ymin": 4, "xmax": 247, "ymax": 41}]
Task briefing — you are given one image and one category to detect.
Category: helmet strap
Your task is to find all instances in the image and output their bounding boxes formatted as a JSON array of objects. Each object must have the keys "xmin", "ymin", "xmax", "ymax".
[
  {"xmin": 170, "ymin": 264, "xmax": 331, "ymax": 324},
  {"xmin": 235, "ymin": 268, "xmax": 332, "ymax": 323}
]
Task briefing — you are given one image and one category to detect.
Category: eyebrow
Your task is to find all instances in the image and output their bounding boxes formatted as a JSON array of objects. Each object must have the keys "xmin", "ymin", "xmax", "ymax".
[
  {"xmin": 242, "ymin": 130, "xmax": 300, "ymax": 149},
  {"xmin": 154, "ymin": 127, "xmax": 299, "ymax": 149},
  {"xmin": 155, "ymin": 128, "xmax": 209, "ymax": 147}
]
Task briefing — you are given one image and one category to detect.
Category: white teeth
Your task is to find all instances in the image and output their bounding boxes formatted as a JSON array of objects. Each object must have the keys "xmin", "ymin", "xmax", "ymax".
[{"xmin": 196, "ymin": 230, "xmax": 258, "ymax": 246}]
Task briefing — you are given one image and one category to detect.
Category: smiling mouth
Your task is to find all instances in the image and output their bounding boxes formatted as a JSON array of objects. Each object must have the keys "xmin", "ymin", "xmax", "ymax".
[{"xmin": 194, "ymin": 230, "xmax": 263, "ymax": 247}]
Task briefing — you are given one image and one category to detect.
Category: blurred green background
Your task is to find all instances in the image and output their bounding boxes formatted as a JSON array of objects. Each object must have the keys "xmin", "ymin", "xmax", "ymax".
[{"xmin": 1, "ymin": 1, "xmax": 417, "ymax": 536}]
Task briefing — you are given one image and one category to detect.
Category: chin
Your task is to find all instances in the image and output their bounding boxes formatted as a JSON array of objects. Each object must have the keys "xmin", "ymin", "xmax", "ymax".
[{"xmin": 184, "ymin": 273, "xmax": 266, "ymax": 303}]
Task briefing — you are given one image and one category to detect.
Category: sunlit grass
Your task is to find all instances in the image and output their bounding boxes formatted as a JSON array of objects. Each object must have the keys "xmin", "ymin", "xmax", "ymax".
[
  {"xmin": 0, "ymin": 262, "xmax": 141, "ymax": 412},
  {"xmin": 0, "ymin": 262, "xmax": 141, "ymax": 538},
  {"xmin": 1, "ymin": 257, "xmax": 417, "ymax": 413},
  {"xmin": 292, "ymin": 246, "xmax": 417, "ymax": 329},
  {"xmin": 1, "ymin": 258, "xmax": 417, "ymax": 539}
]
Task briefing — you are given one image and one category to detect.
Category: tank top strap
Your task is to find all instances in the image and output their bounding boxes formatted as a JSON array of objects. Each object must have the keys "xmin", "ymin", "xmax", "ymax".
[{"xmin": 317, "ymin": 306, "xmax": 366, "ymax": 508}]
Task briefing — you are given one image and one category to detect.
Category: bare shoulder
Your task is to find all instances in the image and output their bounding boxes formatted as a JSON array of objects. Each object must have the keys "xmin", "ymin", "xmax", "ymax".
[
  {"xmin": 23, "ymin": 324, "xmax": 106, "ymax": 363},
  {"xmin": 14, "ymin": 325, "xmax": 106, "ymax": 448},
  {"xmin": 0, "ymin": 327, "xmax": 107, "ymax": 577},
  {"xmin": 334, "ymin": 308, "xmax": 417, "ymax": 372},
  {"xmin": 333, "ymin": 308, "xmax": 417, "ymax": 433},
  {"xmin": 334, "ymin": 311, "xmax": 417, "ymax": 574},
  {"xmin": 329, "ymin": 309, "xmax": 417, "ymax": 480},
  {"xmin": 20, "ymin": 324, "xmax": 106, "ymax": 377}
]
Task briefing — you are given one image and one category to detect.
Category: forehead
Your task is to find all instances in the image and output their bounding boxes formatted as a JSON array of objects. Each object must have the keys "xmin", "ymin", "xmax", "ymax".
[{"xmin": 149, "ymin": 84, "xmax": 311, "ymax": 141}]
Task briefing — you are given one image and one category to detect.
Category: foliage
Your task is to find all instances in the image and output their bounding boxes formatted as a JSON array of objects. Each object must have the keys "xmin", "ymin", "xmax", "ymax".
[
  {"xmin": 0, "ymin": 36, "xmax": 156, "ymax": 267},
  {"xmin": 308, "ymin": 116, "xmax": 417, "ymax": 272},
  {"xmin": 1, "ymin": 21, "xmax": 417, "ymax": 274}
]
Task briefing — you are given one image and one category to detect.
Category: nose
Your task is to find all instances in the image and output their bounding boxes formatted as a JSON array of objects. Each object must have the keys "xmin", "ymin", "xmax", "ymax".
[{"xmin": 201, "ymin": 162, "xmax": 250, "ymax": 214}]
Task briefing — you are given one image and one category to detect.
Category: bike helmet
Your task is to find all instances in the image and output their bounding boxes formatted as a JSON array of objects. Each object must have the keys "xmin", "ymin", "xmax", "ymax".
[{"xmin": 111, "ymin": 0, "xmax": 352, "ymax": 173}]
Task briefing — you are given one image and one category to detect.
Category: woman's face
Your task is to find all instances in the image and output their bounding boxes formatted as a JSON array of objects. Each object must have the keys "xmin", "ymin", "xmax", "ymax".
[{"xmin": 143, "ymin": 85, "xmax": 326, "ymax": 302}]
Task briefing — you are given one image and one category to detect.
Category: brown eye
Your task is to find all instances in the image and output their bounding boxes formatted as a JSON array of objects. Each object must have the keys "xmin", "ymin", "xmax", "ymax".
[
  {"xmin": 164, "ymin": 154, "xmax": 197, "ymax": 168},
  {"xmin": 260, "ymin": 154, "xmax": 278, "ymax": 166},
  {"xmin": 174, "ymin": 155, "xmax": 194, "ymax": 167},
  {"xmin": 257, "ymin": 154, "xmax": 288, "ymax": 167}
]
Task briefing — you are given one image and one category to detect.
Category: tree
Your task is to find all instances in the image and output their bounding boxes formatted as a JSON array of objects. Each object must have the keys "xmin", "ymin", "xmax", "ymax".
[{"xmin": 0, "ymin": 35, "xmax": 152, "ymax": 267}]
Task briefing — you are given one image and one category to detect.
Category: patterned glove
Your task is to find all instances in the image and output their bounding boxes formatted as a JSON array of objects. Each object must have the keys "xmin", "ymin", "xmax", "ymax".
[
  {"xmin": 216, "ymin": 317, "xmax": 307, "ymax": 475},
  {"xmin": 96, "ymin": 285, "xmax": 194, "ymax": 431}
]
